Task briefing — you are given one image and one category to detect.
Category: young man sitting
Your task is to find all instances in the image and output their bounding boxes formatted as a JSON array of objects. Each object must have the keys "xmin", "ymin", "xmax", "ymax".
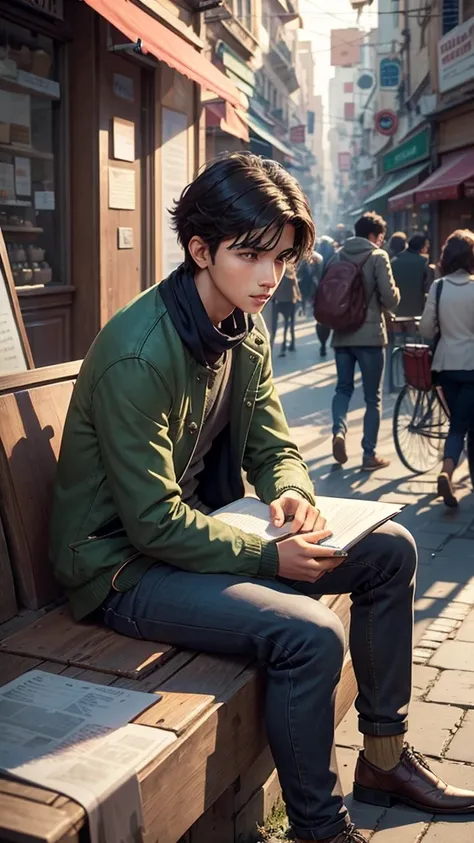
[{"xmin": 51, "ymin": 153, "xmax": 474, "ymax": 843}]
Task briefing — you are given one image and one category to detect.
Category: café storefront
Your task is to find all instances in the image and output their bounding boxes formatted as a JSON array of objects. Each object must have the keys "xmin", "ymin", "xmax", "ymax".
[{"xmin": 0, "ymin": 0, "xmax": 244, "ymax": 366}]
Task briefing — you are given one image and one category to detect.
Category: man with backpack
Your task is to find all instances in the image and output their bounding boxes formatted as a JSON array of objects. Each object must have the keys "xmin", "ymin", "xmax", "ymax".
[{"xmin": 314, "ymin": 212, "xmax": 400, "ymax": 471}]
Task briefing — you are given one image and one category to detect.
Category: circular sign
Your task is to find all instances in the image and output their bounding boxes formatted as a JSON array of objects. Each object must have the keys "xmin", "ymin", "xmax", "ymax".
[
  {"xmin": 374, "ymin": 110, "xmax": 399, "ymax": 136},
  {"xmin": 357, "ymin": 72, "xmax": 374, "ymax": 90}
]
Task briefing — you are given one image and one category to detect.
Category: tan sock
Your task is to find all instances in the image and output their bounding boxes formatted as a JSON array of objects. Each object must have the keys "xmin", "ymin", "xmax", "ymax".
[{"xmin": 364, "ymin": 734, "xmax": 404, "ymax": 771}]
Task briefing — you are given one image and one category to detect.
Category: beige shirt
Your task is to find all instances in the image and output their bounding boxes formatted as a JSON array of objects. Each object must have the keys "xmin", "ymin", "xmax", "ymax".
[{"xmin": 419, "ymin": 271, "xmax": 474, "ymax": 371}]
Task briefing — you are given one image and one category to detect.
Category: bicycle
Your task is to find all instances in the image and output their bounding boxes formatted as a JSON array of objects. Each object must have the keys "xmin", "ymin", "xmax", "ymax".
[
  {"xmin": 387, "ymin": 316, "xmax": 422, "ymax": 393},
  {"xmin": 392, "ymin": 339, "xmax": 474, "ymax": 483}
]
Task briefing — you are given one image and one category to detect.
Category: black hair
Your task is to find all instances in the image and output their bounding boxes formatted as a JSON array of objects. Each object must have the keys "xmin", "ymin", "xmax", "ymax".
[
  {"xmin": 170, "ymin": 152, "xmax": 315, "ymax": 271},
  {"xmin": 440, "ymin": 229, "xmax": 474, "ymax": 275},
  {"xmin": 408, "ymin": 233, "xmax": 429, "ymax": 253},
  {"xmin": 354, "ymin": 211, "xmax": 387, "ymax": 240},
  {"xmin": 388, "ymin": 231, "xmax": 407, "ymax": 258}
]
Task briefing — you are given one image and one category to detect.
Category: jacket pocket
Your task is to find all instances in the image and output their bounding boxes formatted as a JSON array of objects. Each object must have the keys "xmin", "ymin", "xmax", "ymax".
[{"xmin": 67, "ymin": 533, "xmax": 138, "ymax": 589}]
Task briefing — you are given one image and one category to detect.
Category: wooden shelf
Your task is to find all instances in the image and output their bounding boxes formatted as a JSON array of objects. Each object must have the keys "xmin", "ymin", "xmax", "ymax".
[
  {"xmin": 1, "ymin": 226, "xmax": 43, "ymax": 233},
  {"xmin": 0, "ymin": 144, "xmax": 54, "ymax": 161},
  {"xmin": 0, "ymin": 75, "xmax": 60, "ymax": 102},
  {"xmin": 0, "ymin": 200, "xmax": 32, "ymax": 208}
]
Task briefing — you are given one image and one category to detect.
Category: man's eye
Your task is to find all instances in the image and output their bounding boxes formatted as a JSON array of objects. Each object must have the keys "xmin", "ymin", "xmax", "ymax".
[{"xmin": 240, "ymin": 252, "xmax": 258, "ymax": 260}]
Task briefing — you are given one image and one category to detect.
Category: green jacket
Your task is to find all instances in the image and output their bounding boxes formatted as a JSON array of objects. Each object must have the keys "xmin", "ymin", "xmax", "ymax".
[{"xmin": 50, "ymin": 284, "xmax": 315, "ymax": 620}]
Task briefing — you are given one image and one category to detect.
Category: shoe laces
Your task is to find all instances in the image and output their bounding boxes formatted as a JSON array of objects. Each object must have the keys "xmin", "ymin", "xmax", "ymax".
[
  {"xmin": 402, "ymin": 743, "xmax": 432, "ymax": 772},
  {"xmin": 340, "ymin": 825, "xmax": 368, "ymax": 843}
]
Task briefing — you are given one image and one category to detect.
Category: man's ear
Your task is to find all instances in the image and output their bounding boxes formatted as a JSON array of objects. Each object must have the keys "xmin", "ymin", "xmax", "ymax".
[{"xmin": 188, "ymin": 236, "xmax": 211, "ymax": 269}]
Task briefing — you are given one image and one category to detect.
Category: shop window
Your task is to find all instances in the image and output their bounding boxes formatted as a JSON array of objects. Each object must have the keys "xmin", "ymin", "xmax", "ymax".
[
  {"xmin": 442, "ymin": 0, "xmax": 460, "ymax": 34},
  {"xmin": 380, "ymin": 58, "xmax": 401, "ymax": 89},
  {"xmin": 0, "ymin": 18, "xmax": 64, "ymax": 288}
]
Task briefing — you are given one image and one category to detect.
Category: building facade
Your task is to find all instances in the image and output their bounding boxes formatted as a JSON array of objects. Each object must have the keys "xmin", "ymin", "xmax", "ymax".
[{"xmin": 0, "ymin": 0, "xmax": 244, "ymax": 365}]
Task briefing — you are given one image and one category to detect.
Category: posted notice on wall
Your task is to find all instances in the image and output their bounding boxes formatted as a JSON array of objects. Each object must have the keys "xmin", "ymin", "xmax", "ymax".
[
  {"xmin": 0, "ymin": 262, "xmax": 29, "ymax": 374},
  {"xmin": 161, "ymin": 108, "xmax": 188, "ymax": 276},
  {"xmin": 0, "ymin": 670, "xmax": 172, "ymax": 843}
]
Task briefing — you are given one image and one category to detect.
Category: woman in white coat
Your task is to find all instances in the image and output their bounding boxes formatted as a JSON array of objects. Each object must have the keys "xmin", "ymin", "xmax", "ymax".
[{"xmin": 419, "ymin": 230, "xmax": 474, "ymax": 507}]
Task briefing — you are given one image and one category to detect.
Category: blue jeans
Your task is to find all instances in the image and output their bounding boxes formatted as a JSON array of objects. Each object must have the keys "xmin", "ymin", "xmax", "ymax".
[
  {"xmin": 332, "ymin": 347, "xmax": 385, "ymax": 457},
  {"xmin": 101, "ymin": 521, "xmax": 416, "ymax": 841},
  {"xmin": 437, "ymin": 371, "xmax": 474, "ymax": 466}
]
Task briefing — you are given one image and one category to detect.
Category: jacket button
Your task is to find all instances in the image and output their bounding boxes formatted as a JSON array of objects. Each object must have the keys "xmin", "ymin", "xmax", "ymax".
[
  {"xmin": 245, "ymin": 400, "xmax": 252, "ymax": 408},
  {"xmin": 255, "ymin": 338, "xmax": 264, "ymax": 346},
  {"xmin": 188, "ymin": 421, "xmax": 198, "ymax": 434},
  {"xmin": 196, "ymin": 375, "xmax": 202, "ymax": 383},
  {"xmin": 249, "ymin": 354, "xmax": 256, "ymax": 362}
]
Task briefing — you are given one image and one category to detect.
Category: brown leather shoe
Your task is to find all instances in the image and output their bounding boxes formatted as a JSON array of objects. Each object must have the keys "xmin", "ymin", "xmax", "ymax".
[
  {"xmin": 361, "ymin": 455, "xmax": 390, "ymax": 471},
  {"xmin": 333, "ymin": 434, "xmax": 348, "ymax": 465},
  {"xmin": 354, "ymin": 745, "xmax": 474, "ymax": 813},
  {"xmin": 295, "ymin": 825, "xmax": 368, "ymax": 842}
]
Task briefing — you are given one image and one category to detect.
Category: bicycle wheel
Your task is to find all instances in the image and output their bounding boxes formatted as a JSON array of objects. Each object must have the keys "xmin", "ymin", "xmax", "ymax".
[
  {"xmin": 389, "ymin": 346, "xmax": 405, "ymax": 393},
  {"xmin": 393, "ymin": 385, "xmax": 448, "ymax": 474}
]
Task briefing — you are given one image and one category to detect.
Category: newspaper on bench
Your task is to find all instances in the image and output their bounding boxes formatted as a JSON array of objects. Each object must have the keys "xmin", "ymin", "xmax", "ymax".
[{"xmin": 0, "ymin": 670, "xmax": 172, "ymax": 843}]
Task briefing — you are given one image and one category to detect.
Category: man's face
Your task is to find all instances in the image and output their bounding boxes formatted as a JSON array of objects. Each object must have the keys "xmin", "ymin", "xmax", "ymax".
[{"xmin": 206, "ymin": 223, "xmax": 296, "ymax": 316}]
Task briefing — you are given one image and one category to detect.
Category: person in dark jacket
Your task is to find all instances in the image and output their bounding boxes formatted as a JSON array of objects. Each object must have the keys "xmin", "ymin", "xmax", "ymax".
[
  {"xmin": 270, "ymin": 263, "xmax": 301, "ymax": 355},
  {"xmin": 387, "ymin": 231, "xmax": 407, "ymax": 260},
  {"xmin": 391, "ymin": 233, "xmax": 431, "ymax": 317}
]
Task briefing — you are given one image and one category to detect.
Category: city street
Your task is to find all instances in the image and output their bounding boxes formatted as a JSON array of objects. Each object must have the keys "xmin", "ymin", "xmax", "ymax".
[{"xmin": 266, "ymin": 311, "xmax": 474, "ymax": 842}]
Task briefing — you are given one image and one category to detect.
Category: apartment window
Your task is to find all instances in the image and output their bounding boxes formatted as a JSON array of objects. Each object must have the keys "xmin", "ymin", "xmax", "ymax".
[
  {"xmin": 344, "ymin": 82, "xmax": 354, "ymax": 93},
  {"xmin": 393, "ymin": 0, "xmax": 399, "ymax": 26},
  {"xmin": 380, "ymin": 58, "xmax": 401, "ymax": 89},
  {"xmin": 236, "ymin": 0, "xmax": 252, "ymax": 32},
  {"xmin": 442, "ymin": 0, "xmax": 460, "ymax": 34}
]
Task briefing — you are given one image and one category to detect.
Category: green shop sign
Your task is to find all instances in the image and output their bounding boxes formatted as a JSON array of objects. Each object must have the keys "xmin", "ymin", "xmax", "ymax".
[{"xmin": 383, "ymin": 130, "xmax": 430, "ymax": 173}]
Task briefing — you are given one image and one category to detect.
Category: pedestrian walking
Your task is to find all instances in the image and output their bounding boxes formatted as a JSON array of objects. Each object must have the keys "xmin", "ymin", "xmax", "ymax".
[
  {"xmin": 419, "ymin": 229, "xmax": 474, "ymax": 508},
  {"xmin": 387, "ymin": 231, "xmax": 407, "ymax": 260},
  {"xmin": 391, "ymin": 232, "xmax": 431, "ymax": 318},
  {"xmin": 327, "ymin": 212, "xmax": 400, "ymax": 470},
  {"xmin": 297, "ymin": 250, "xmax": 322, "ymax": 316},
  {"xmin": 270, "ymin": 263, "xmax": 300, "ymax": 356},
  {"xmin": 319, "ymin": 234, "xmax": 337, "ymax": 270},
  {"xmin": 51, "ymin": 152, "xmax": 474, "ymax": 843}
]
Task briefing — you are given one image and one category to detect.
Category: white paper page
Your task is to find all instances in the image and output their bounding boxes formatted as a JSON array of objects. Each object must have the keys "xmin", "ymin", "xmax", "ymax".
[
  {"xmin": 212, "ymin": 496, "xmax": 402, "ymax": 551},
  {"xmin": 0, "ymin": 671, "xmax": 168, "ymax": 843}
]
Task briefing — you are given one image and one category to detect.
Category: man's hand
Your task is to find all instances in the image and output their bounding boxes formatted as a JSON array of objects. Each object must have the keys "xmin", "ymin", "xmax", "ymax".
[
  {"xmin": 270, "ymin": 491, "xmax": 326, "ymax": 534},
  {"xmin": 277, "ymin": 531, "xmax": 347, "ymax": 583}
]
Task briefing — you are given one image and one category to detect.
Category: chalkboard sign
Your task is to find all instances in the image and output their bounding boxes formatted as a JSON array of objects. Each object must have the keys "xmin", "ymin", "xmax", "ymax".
[{"xmin": 0, "ymin": 231, "xmax": 33, "ymax": 375}]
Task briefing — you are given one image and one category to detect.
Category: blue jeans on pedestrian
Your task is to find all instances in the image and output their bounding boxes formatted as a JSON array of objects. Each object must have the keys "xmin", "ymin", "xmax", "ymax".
[
  {"xmin": 332, "ymin": 347, "xmax": 385, "ymax": 457},
  {"xmin": 437, "ymin": 370, "xmax": 474, "ymax": 466}
]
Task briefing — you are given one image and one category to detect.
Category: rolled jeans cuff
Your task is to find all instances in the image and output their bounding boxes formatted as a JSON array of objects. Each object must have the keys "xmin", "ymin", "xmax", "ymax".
[
  {"xmin": 292, "ymin": 814, "xmax": 351, "ymax": 842},
  {"xmin": 358, "ymin": 716, "xmax": 409, "ymax": 737}
]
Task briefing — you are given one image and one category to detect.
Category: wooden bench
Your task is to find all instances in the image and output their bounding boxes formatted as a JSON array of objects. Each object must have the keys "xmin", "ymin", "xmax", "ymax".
[{"xmin": 0, "ymin": 362, "xmax": 357, "ymax": 843}]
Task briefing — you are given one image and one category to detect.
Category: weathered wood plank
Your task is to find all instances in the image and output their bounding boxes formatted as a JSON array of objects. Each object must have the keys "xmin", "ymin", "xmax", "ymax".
[
  {"xmin": 0, "ymin": 607, "xmax": 174, "ymax": 679},
  {"xmin": 0, "ymin": 516, "xmax": 17, "ymax": 624},
  {"xmin": 139, "ymin": 666, "xmax": 266, "ymax": 843},
  {"xmin": 0, "ymin": 362, "xmax": 82, "ymax": 396},
  {"xmin": 136, "ymin": 653, "xmax": 254, "ymax": 735},
  {"xmin": 0, "ymin": 653, "xmax": 43, "ymax": 686},
  {"xmin": 0, "ymin": 792, "xmax": 80, "ymax": 843}
]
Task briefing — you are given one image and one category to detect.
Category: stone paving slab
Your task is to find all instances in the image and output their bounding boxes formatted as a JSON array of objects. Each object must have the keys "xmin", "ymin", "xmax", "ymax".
[
  {"xmin": 412, "ymin": 665, "xmax": 439, "ymax": 700},
  {"xmin": 422, "ymin": 818, "xmax": 474, "ymax": 842},
  {"xmin": 407, "ymin": 701, "xmax": 464, "ymax": 757},
  {"xmin": 457, "ymin": 609, "xmax": 474, "ymax": 642},
  {"xmin": 427, "ymin": 670, "xmax": 474, "ymax": 707},
  {"xmin": 429, "ymin": 758, "xmax": 474, "ymax": 790},
  {"xmin": 369, "ymin": 805, "xmax": 431, "ymax": 842},
  {"xmin": 430, "ymin": 640, "xmax": 474, "ymax": 672},
  {"xmin": 446, "ymin": 711, "xmax": 474, "ymax": 764}
]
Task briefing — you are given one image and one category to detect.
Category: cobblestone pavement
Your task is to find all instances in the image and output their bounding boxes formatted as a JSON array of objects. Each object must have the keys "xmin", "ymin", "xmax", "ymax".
[{"xmin": 267, "ymin": 312, "xmax": 474, "ymax": 841}]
